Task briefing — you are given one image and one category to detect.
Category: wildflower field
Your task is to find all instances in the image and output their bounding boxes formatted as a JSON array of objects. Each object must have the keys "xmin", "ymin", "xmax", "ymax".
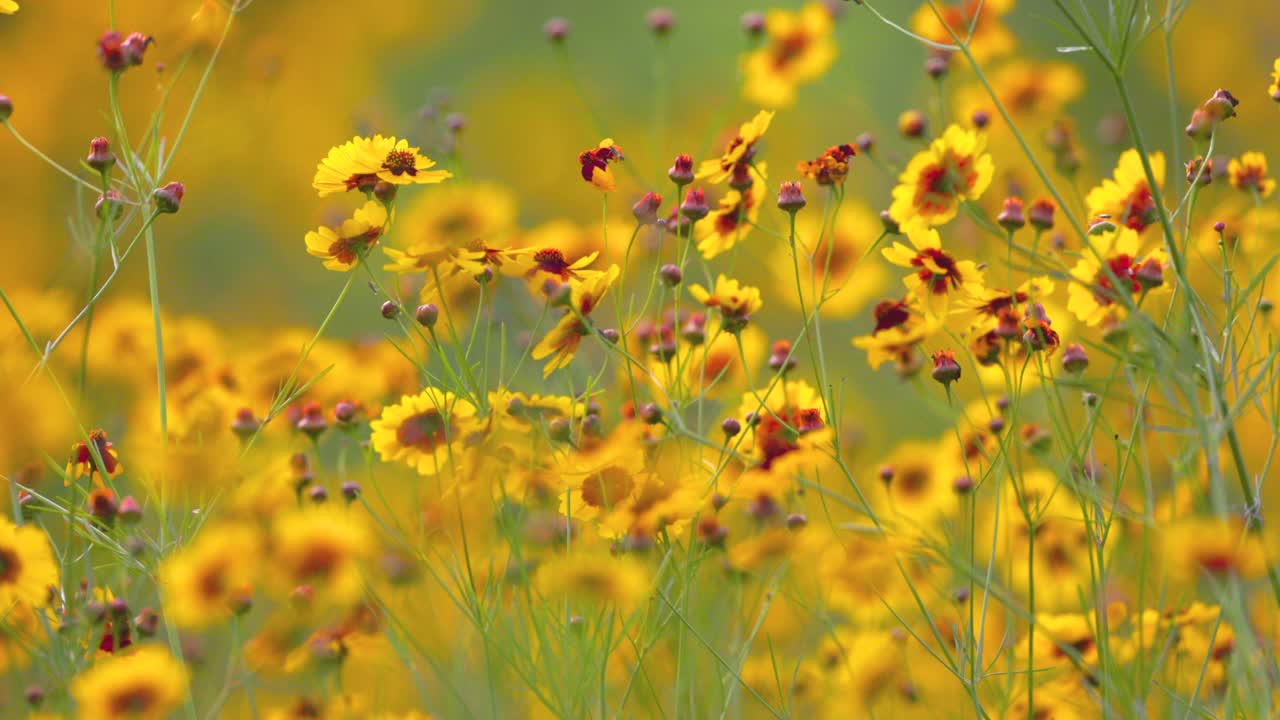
[{"xmin": 3, "ymin": 0, "xmax": 1280, "ymax": 717}]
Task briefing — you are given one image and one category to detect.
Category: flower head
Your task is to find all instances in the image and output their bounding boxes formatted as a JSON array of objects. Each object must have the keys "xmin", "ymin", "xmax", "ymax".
[
  {"xmin": 313, "ymin": 135, "xmax": 451, "ymax": 197},
  {"xmin": 0, "ymin": 517, "xmax": 58, "ymax": 609},
  {"xmin": 70, "ymin": 645, "xmax": 189, "ymax": 720},
  {"xmin": 742, "ymin": 3, "xmax": 836, "ymax": 107},
  {"xmin": 1086, "ymin": 149, "xmax": 1165, "ymax": 233},
  {"xmin": 1066, "ymin": 227, "xmax": 1168, "ymax": 325},
  {"xmin": 889, "ymin": 125, "xmax": 994, "ymax": 227},
  {"xmin": 578, "ymin": 138, "xmax": 624, "ymax": 192},
  {"xmin": 698, "ymin": 172, "xmax": 765, "ymax": 259},
  {"xmin": 268, "ymin": 507, "xmax": 373, "ymax": 605},
  {"xmin": 67, "ymin": 429, "xmax": 123, "ymax": 485},
  {"xmin": 532, "ymin": 265, "xmax": 621, "ymax": 375},
  {"xmin": 371, "ymin": 388, "xmax": 480, "ymax": 476},
  {"xmin": 1227, "ymin": 152, "xmax": 1275, "ymax": 198},
  {"xmin": 304, "ymin": 201, "xmax": 388, "ymax": 271},
  {"xmin": 688, "ymin": 275, "xmax": 763, "ymax": 331},
  {"xmin": 797, "ymin": 144, "xmax": 856, "ymax": 185},
  {"xmin": 882, "ymin": 219, "xmax": 985, "ymax": 310},
  {"xmin": 160, "ymin": 524, "xmax": 260, "ymax": 628},
  {"xmin": 697, "ymin": 111, "xmax": 774, "ymax": 184}
]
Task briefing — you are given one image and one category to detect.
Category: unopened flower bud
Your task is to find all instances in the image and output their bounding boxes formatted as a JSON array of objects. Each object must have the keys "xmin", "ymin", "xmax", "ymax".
[
  {"xmin": 971, "ymin": 109, "xmax": 991, "ymax": 129},
  {"xmin": 134, "ymin": 608, "xmax": 160, "ymax": 637},
  {"xmin": 1185, "ymin": 156, "xmax": 1213, "ymax": 186},
  {"xmin": 0, "ymin": 95, "xmax": 12, "ymax": 122},
  {"xmin": 96, "ymin": 190, "xmax": 125, "ymax": 221},
  {"xmin": 952, "ymin": 476, "xmax": 974, "ymax": 494},
  {"xmin": 879, "ymin": 464, "xmax": 894, "ymax": 484},
  {"xmin": 930, "ymin": 350, "xmax": 961, "ymax": 386},
  {"xmin": 855, "ymin": 132, "xmax": 874, "ymax": 154},
  {"xmin": 728, "ymin": 163, "xmax": 754, "ymax": 190},
  {"xmin": 768, "ymin": 340, "xmax": 795, "ymax": 372},
  {"xmin": 548, "ymin": 417, "xmax": 572, "ymax": 443},
  {"xmin": 639, "ymin": 402, "xmax": 663, "ymax": 425},
  {"xmin": 997, "ymin": 197, "xmax": 1025, "ymax": 231},
  {"xmin": 680, "ymin": 188, "xmax": 708, "ymax": 220},
  {"xmin": 741, "ymin": 11, "xmax": 765, "ymax": 36},
  {"xmin": 898, "ymin": 109, "xmax": 927, "ymax": 139},
  {"xmin": 1213, "ymin": 220, "xmax": 1227, "ymax": 234},
  {"xmin": 108, "ymin": 597, "xmax": 129, "ymax": 619},
  {"xmin": 373, "ymin": 180, "xmax": 398, "ymax": 204},
  {"xmin": 925, "ymin": 54, "xmax": 949, "ymax": 79},
  {"xmin": 231, "ymin": 407, "xmax": 260, "ymax": 438},
  {"xmin": 659, "ymin": 263, "xmax": 682, "ymax": 286},
  {"xmin": 668, "ymin": 154, "xmax": 694, "ymax": 186},
  {"xmin": 543, "ymin": 17, "xmax": 570, "ymax": 43},
  {"xmin": 118, "ymin": 496, "xmax": 142, "ymax": 524},
  {"xmin": 308, "ymin": 485, "xmax": 328, "ymax": 504},
  {"xmin": 97, "ymin": 31, "xmax": 128, "ymax": 71},
  {"xmin": 681, "ymin": 313, "xmax": 706, "ymax": 344},
  {"xmin": 777, "ymin": 181, "xmax": 806, "ymax": 212},
  {"xmin": 415, "ymin": 303, "xmax": 439, "ymax": 328},
  {"xmin": 1203, "ymin": 88, "xmax": 1239, "ymax": 121},
  {"xmin": 721, "ymin": 418, "xmax": 741, "ymax": 438},
  {"xmin": 1135, "ymin": 258, "xmax": 1164, "ymax": 289},
  {"xmin": 632, "ymin": 191, "xmax": 662, "ymax": 225},
  {"xmin": 599, "ymin": 327, "xmax": 620, "ymax": 344},
  {"xmin": 380, "ymin": 300, "xmax": 400, "ymax": 319},
  {"xmin": 647, "ymin": 7, "xmax": 674, "ymax": 34},
  {"xmin": 340, "ymin": 481, "xmax": 361, "ymax": 502},
  {"xmin": 880, "ymin": 210, "xmax": 900, "ymax": 234},
  {"xmin": 1061, "ymin": 343, "xmax": 1088, "ymax": 374},
  {"xmin": 786, "ymin": 513, "xmax": 808, "ymax": 530},
  {"xmin": 296, "ymin": 402, "xmax": 328, "ymax": 438},
  {"xmin": 1028, "ymin": 198, "xmax": 1055, "ymax": 231},
  {"xmin": 122, "ymin": 33, "xmax": 153, "ymax": 66},
  {"xmin": 333, "ymin": 401, "xmax": 358, "ymax": 425},
  {"xmin": 445, "ymin": 112, "xmax": 465, "ymax": 133},
  {"xmin": 86, "ymin": 137, "xmax": 116, "ymax": 173},
  {"xmin": 24, "ymin": 686, "xmax": 43, "ymax": 708},
  {"xmin": 152, "ymin": 182, "xmax": 185, "ymax": 214}
]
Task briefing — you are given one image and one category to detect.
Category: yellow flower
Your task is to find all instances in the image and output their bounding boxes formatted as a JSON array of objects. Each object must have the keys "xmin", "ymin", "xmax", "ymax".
[
  {"xmin": 535, "ymin": 552, "xmax": 651, "ymax": 607},
  {"xmin": 741, "ymin": 2, "xmax": 836, "ymax": 108},
  {"xmin": 531, "ymin": 265, "xmax": 621, "ymax": 376},
  {"xmin": 876, "ymin": 440, "xmax": 959, "ymax": 521},
  {"xmin": 304, "ymin": 200, "xmax": 388, "ymax": 271},
  {"xmin": 696, "ymin": 167, "xmax": 765, "ymax": 259},
  {"xmin": 0, "ymin": 601, "xmax": 39, "ymax": 671},
  {"xmin": 911, "ymin": 0, "xmax": 1016, "ymax": 63},
  {"xmin": 1066, "ymin": 227, "xmax": 1167, "ymax": 326},
  {"xmin": 69, "ymin": 645, "xmax": 189, "ymax": 720},
  {"xmin": 882, "ymin": 219, "xmax": 984, "ymax": 311},
  {"xmin": 697, "ymin": 110, "xmax": 774, "ymax": 184},
  {"xmin": 66, "ymin": 429, "xmax": 123, "ymax": 485},
  {"xmin": 1085, "ymin": 148, "xmax": 1165, "ymax": 232},
  {"xmin": 391, "ymin": 181, "xmax": 517, "ymax": 253},
  {"xmin": 159, "ymin": 524, "xmax": 260, "ymax": 629},
  {"xmin": 889, "ymin": 125, "xmax": 994, "ymax": 227},
  {"xmin": 578, "ymin": 138, "xmax": 624, "ymax": 192},
  {"xmin": 733, "ymin": 379, "xmax": 830, "ymax": 472},
  {"xmin": 1227, "ymin": 151, "xmax": 1276, "ymax": 198},
  {"xmin": 1161, "ymin": 516, "xmax": 1269, "ymax": 582},
  {"xmin": 1271, "ymin": 57, "xmax": 1280, "ymax": 101},
  {"xmin": 557, "ymin": 440, "xmax": 646, "ymax": 524},
  {"xmin": 312, "ymin": 135, "xmax": 451, "ymax": 197},
  {"xmin": 269, "ymin": 507, "xmax": 373, "ymax": 605},
  {"xmin": 954, "ymin": 60, "xmax": 1083, "ymax": 122},
  {"xmin": 0, "ymin": 517, "xmax": 57, "ymax": 609},
  {"xmin": 0, "ymin": 0, "xmax": 18, "ymax": 14},
  {"xmin": 371, "ymin": 388, "xmax": 479, "ymax": 476},
  {"xmin": 852, "ymin": 296, "xmax": 938, "ymax": 372},
  {"xmin": 688, "ymin": 275, "xmax": 763, "ymax": 328}
]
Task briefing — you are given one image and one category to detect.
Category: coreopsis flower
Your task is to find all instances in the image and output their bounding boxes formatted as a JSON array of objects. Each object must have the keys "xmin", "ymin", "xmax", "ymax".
[
  {"xmin": 268, "ymin": 507, "xmax": 373, "ymax": 605},
  {"xmin": 1162, "ymin": 517, "xmax": 1268, "ymax": 582},
  {"xmin": 0, "ymin": 517, "xmax": 57, "ymax": 608},
  {"xmin": 69, "ymin": 645, "xmax": 190, "ymax": 720},
  {"xmin": 304, "ymin": 200, "xmax": 388, "ymax": 271},
  {"xmin": 0, "ymin": 0, "xmax": 17, "ymax": 14},
  {"xmin": 735, "ymin": 380, "xmax": 829, "ymax": 472},
  {"xmin": 1066, "ymin": 227, "xmax": 1168, "ymax": 325},
  {"xmin": 741, "ymin": 2, "xmax": 835, "ymax": 108},
  {"xmin": 67, "ymin": 429, "xmax": 123, "ymax": 485},
  {"xmin": 697, "ymin": 110, "xmax": 774, "ymax": 184},
  {"xmin": 882, "ymin": 219, "xmax": 985, "ymax": 311},
  {"xmin": 954, "ymin": 276, "xmax": 1054, "ymax": 330},
  {"xmin": 371, "ymin": 388, "xmax": 479, "ymax": 476},
  {"xmin": 954, "ymin": 60, "xmax": 1083, "ymax": 123},
  {"xmin": 1227, "ymin": 151, "xmax": 1276, "ymax": 198},
  {"xmin": 535, "ymin": 553, "xmax": 651, "ymax": 607},
  {"xmin": 1086, "ymin": 149, "xmax": 1165, "ymax": 232},
  {"xmin": 312, "ymin": 135, "xmax": 451, "ymax": 197},
  {"xmin": 852, "ymin": 297, "xmax": 938, "ymax": 373},
  {"xmin": 889, "ymin": 125, "xmax": 994, "ymax": 227},
  {"xmin": 911, "ymin": 0, "xmax": 1015, "ymax": 63},
  {"xmin": 578, "ymin": 138, "xmax": 624, "ymax": 192},
  {"xmin": 697, "ymin": 171, "xmax": 765, "ymax": 259},
  {"xmin": 159, "ymin": 524, "xmax": 260, "ymax": 628},
  {"xmin": 532, "ymin": 265, "xmax": 622, "ymax": 375},
  {"xmin": 688, "ymin": 275, "xmax": 763, "ymax": 331},
  {"xmin": 797, "ymin": 144, "xmax": 856, "ymax": 185},
  {"xmin": 877, "ymin": 440, "xmax": 959, "ymax": 520}
]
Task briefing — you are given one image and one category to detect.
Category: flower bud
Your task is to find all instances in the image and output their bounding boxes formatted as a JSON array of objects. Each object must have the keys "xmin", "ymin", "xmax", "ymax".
[
  {"xmin": 308, "ymin": 485, "xmax": 328, "ymax": 504},
  {"xmin": 777, "ymin": 181, "xmax": 806, "ymax": 212},
  {"xmin": 898, "ymin": 110, "xmax": 927, "ymax": 139},
  {"xmin": 925, "ymin": 54, "xmax": 949, "ymax": 79},
  {"xmin": 415, "ymin": 303, "xmax": 439, "ymax": 328},
  {"xmin": 548, "ymin": 417, "xmax": 572, "ymax": 443},
  {"xmin": 117, "ymin": 496, "xmax": 142, "ymax": 524},
  {"xmin": 122, "ymin": 33, "xmax": 153, "ymax": 66},
  {"xmin": 96, "ymin": 190, "xmax": 125, "ymax": 221},
  {"xmin": 632, "ymin": 191, "xmax": 662, "ymax": 225},
  {"xmin": 1028, "ymin": 198, "xmax": 1055, "ymax": 231},
  {"xmin": 231, "ymin": 407, "xmax": 260, "ymax": 438},
  {"xmin": 1185, "ymin": 156, "xmax": 1212, "ymax": 186},
  {"xmin": 741, "ymin": 11, "xmax": 765, "ymax": 36},
  {"xmin": 659, "ymin": 263, "xmax": 682, "ymax": 286},
  {"xmin": 374, "ymin": 180, "xmax": 398, "ymax": 204},
  {"xmin": 930, "ymin": 350, "xmax": 961, "ymax": 386},
  {"xmin": 1184, "ymin": 108, "xmax": 1212, "ymax": 140},
  {"xmin": 680, "ymin": 188, "xmax": 709, "ymax": 220},
  {"xmin": 786, "ymin": 513, "xmax": 808, "ymax": 530},
  {"xmin": 639, "ymin": 402, "xmax": 663, "ymax": 425},
  {"xmin": 0, "ymin": 95, "xmax": 11, "ymax": 122},
  {"xmin": 86, "ymin": 137, "xmax": 116, "ymax": 173},
  {"xmin": 721, "ymin": 418, "xmax": 741, "ymax": 438},
  {"xmin": 668, "ymin": 154, "xmax": 694, "ymax": 186},
  {"xmin": 543, "ymin": 17, "xmax": 570, "ymax": 43},
  {"xmin": 1203, "ymin": 88, "xmax": 1239, "ymax": 122},
  {"xmin": 880, "ymin": 210, "xmax": 900, "ymax": 234},
  {"xmin": 768, "ymin": 340, "xmax": 795, "ymax": 373},
  {"xmin": 296, "ymin": 401, "xmax": 328, "ymax": 438},
  {"xmin": 1135, "ymin": 258, "xmax": 1164, "ymax": 289},
  {"xmin": 879, "ymin": 464, "xmax": 894, "ymax": 484},
  {"xmin": 24, "ymin": 686, "xmax": 43, "ymax": 708},
  {"xmin": 971, "ymin": 109, "xmax": 991, "ymax": 130},
  {"xmin": 1088, "ymin": 216, "xmax": 1116, "ymax": 235},
  {"xmin": 997, "ymin": 197, "xmax": 1025, "ymax": 231},
  {"xmin": 599, "ymin": 327, "xmax": 620, "ymax": 344},
  {"xmin": 341, "ymin": 481, "xmax": 361, "ymax": 501},
  {"xmin": 134, "ymin": 608, "xmax": 160, "ymax": 637},
  {"xmin": 333, "ymin": 401, "xmax": 358, "ymax": 425},
  {"xmin": 1213, "ymin": 220, "xmax": 1226, "ymax": 234},
  {"xmin": 728, "ymin": 163, "xmax": 754, "ymax": 190},
  {"xmin": 647, "ymin": 7, "xmax": 674, "ymax": 34},
  {"xmin": 445, "ymin": 112, "xmax": 465, "ymax": 133},
  {"xmin": 380, "ymin": 300, "xmax": 400, "ymax": 319},
  {"xmin": 152, "ymin": 182, "xmax": 185, "ymax": 213},
  {"xmin": 97, "ymin": 31, "xmax": 128, "ymax": 71},
  {"xmin": 952, "ymin": 476, "xmax": 975, "ymax": 494},
  {"xmin": 1061, "ymin": 343, "xmax": 1088, "ymax": 374},
  {"xmin": 855, "ymin": 132, "xmax": 874, "ymax": 154}
]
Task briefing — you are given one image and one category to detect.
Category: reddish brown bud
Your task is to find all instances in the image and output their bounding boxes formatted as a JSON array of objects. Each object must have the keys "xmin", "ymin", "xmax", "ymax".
[{"xmin": 777, "ymin": 181, "xmax": 806, "ymax": 212}]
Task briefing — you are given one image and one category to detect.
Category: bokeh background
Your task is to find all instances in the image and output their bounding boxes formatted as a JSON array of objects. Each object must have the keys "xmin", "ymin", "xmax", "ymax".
[{"xmin": 2, "ymin": 0, "xmax": 1278, "ymax": 438}]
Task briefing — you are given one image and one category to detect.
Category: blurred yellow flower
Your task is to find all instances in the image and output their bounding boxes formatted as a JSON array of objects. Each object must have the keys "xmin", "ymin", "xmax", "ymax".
[
  {"xmin": 304, "ymin": 200, "xmax": 388, "ymax": 271},
  {"xmin": 578, "ymin": 138, "xmax": 624, "ymax": 192},
  {"xmin": 889, "ymin": 125, "xmax": 994, "ymax": 227},
  {"xmin": 0, "ymin": 517, "xmax": 57, "ymax": 609},
  {"xmin": 70, "ymin": 645, "xmax": 189, "ymax": 720},
  {"xmin": 312, "ymin": 135, "xmax": 451, "ymax": 197},
  {"xmin": 371, "ymin": 388, "xmax": 479, "ymax": 477},
  {"xmin": 688, "ymin": 274, "xmax": 763, "ymax": 328},
  {"xmin": 160, "ymin": 524, "xmax": 260, "ymax": 629},
  {"xmin": 1066, "ymin": 227, "xmax": 1167, "ymax": 326},
  {"xmin": 1227, "ymin": 151, "xmax": 1276, "ymax": 198},
  {"xmin": 1086, "ymin": 148, "xmax": 1165, "ymax": 233},
  {"xmin": 269, "ymin": 507, "xmax": 374, "ymax": 605},
  {"xmin": 532, "ymin": 264, "xmax": 620, "ymax": 375},
  {"xmin": 0, "ymin": 0, "xmax": 18, "ymax": 14},
  {"xmin": 697, "ymin": 110, "xmax": 774, "ymax": 184},
  {"xmin": 742, "ymin": 2, "xmax": 836, "ymax": 108},
  {"xmin": 535, "ymin": 552, "xmax": 651, "ymax": 607},
  {"xmin": 1271, "ymin": 57, "xmax": 1280, "ymax": 101},
  {"xmin": 697, "ymin": 172, "xmax": 764, "ymax": 259},
  {"xmin": 911, "ymin": 0, "xmax": 1016, "ymax": 63}
]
